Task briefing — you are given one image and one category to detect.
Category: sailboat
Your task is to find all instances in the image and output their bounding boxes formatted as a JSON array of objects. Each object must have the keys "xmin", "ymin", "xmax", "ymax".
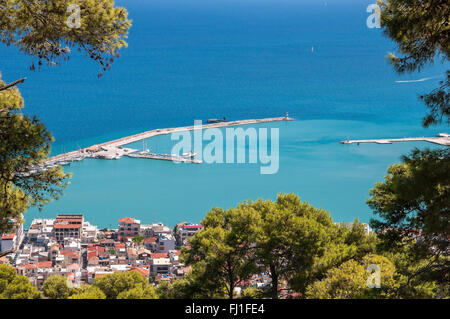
[{"xmin": 139, "ymin": 140, "xmax": 150, "ymax": 155}]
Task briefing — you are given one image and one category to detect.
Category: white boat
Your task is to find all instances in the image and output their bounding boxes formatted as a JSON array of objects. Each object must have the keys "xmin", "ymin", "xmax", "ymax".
[
  {"xmin": 139, "ymin": 149, "xmax": 150, "ymax": 155},
  {"xmin": 182, "ymin": 152, "xmax": 197, "ymax": 158}
]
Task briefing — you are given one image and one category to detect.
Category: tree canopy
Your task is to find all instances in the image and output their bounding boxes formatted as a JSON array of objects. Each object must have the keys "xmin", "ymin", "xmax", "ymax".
[
  {"xmin": 379, "ymin": 0, "xmax": 449, "ymax": 127},
  {"xmin": 42, "ymin": 275, "xmax": 70, "ymax": 299},
  {"xmin": 0, "ymin": 0, "xmax": 131, "ymax": 74},
  {"xmin": 368, "ymin": 148, "xmax": 449, "ymax": 287},
  {"xmin": 92, "ymin": 270, "xmax": 150, "ymax": 299},
  {"xmin": 0, "ymin": 264, "xmax": 40, "ymax": 299},
  {"xmin": 181, "ymin": 193, "xmax": 380, "ymax": 299},
  {"xmin": 0, "ymin": 74, "xmax": 70, "ymax": 234}
]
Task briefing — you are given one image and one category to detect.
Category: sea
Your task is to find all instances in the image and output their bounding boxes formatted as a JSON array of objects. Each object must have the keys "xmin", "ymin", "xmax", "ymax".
[{"xmin": 0, "ymin": 0, "xmax": 447, "ymax": 228}]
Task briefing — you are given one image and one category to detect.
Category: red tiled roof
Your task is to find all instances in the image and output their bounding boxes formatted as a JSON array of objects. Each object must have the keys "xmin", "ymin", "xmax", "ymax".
[
  {"xmin": 128, "ymin": 267, "xmax": 148, "ymax": 277},
  {"xmin": 67, "ymin": 263, "xmax": 80, "ymax": 270},
  {"xmin": 1, "ymin": 233, "xmax": 15, "ymax": 240},
  {"xmin": 183, "ymin": 225, "xmax": 203, "ymax": 229},
  {"xmin": 143, "ymin": 237, "xmax": 157, "ymax": 243},
  {"xmin": 60, "ymin": 250, "xmax": 80, "ymax": 259},
  {"xmin": 56, "ymin": 218, "xmax": 82, "ymax": 222},
  {"xmin": 88, "ymin": 252, "xmax": 97, "ymax": 259},
  {"xmin": 37, "ymin": 261, "xmax": 52, "ymax": 268},
  {"xmin": 54, "ymin": 224, "xmax": 81, "ymax": 229},
  {"xmin": 115, "ymin": 243, "xmax": 125, "ymax": 249},
  {"xmin": 119, "ymin": 217, "xmax": 135, "ymax": 224},
  {"xmin": 151, "ymin": 253, "xmax": 168, "ymax": 259},
  {"xmin": 20, "ymin": 264, "xmax": 37, "ymax": 269}
]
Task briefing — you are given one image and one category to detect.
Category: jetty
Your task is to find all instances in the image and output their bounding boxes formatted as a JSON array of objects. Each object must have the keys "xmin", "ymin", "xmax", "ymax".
[
  {"xmin": 340, "ymin": 133, "xmax": 450, "ymax": 146},
  {"xmin": 43, "ymin": 115, "xmax": 293, "ymax": 167},
  {"xmin": 127, "ymin": 153, "xmax": 203, "ymax": 164}
]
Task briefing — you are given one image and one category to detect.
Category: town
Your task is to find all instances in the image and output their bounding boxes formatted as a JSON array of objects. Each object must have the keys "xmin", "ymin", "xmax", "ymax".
[
  {"xmin": 0, "ymin": 215, "xmax": 204, "ymax": 289},
  {"xmin": 0, "ymin": 214, "xmax": 371, "ymax": 297}
]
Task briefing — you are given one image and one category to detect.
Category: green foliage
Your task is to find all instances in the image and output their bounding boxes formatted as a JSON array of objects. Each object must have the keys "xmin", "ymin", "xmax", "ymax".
[
  {"xmin": 0, "ymin": 0, "xmax": 131, "ymax": 74},
  {"xmin": 379, "ymin": 0, "xmax": 449, "ymax": 126},
  {"xmin": 117, "ymin": 285, "xmax": 157, "ymax": 299},
  {"xmin": 0, "ymin": 74, "xmax": 70, "ymax": 234},
  {"xmin": 305, "ymin": 254, "xmax": 399, "ymax": 299},
  {"xmin": 42, "ymin": 275, "xmax": 70, "ymax": 299},
  {"xmin": 250, "ymin": 193, "xmax": 347, "ymax": 298},
  {"xmin": 181, "ymin": 194, "xmax": 380, "ymax": 299},
  {"xmin": 0, "ymin": 264, "xmax": 17, "ymax": 294},
  {"xmin": 368, "ymin": 148, "xmax": 449, "ymax": 286},
  {"xmin": 69, "ymin": 285, "xmax": 106, "ymax": 299},
  {"xmin": 0, "ymin": 265, "xmax": 40, "ymax": 299},
  {"xmin": 306, "ymin": 259, "xmax": 367, "ymax": 299},
  {"xmin": 92, "ymin": 270, "xmax": 149, "ymax": 299},
  {"xmin": 182, "ymin": 206, "xmax": 259, "ymax": 299},
  {"xmin": 239, "ymin": 287, "xmax": 265, "ymax": 299},
  {"xmin": 132, "ymin": 236, "xmax": 144, "ymax": 245}
]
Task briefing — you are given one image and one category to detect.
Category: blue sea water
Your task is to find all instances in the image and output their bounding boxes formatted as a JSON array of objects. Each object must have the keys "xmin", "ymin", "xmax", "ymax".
[{"xmin": 0, "ymin": 0, "xmax": 447, "ymax": 227}]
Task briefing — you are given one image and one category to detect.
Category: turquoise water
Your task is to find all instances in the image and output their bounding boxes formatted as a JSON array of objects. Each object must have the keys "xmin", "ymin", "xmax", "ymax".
[
  {"xmin": 0, "ymin": 0, "xmax": 447, "ymax": 227},
  {"xmin": 24, "ymin": 120, "xmax": 444, "ymax": 228}
]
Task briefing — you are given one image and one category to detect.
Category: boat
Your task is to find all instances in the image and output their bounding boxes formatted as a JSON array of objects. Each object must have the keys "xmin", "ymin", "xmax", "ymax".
[
  {"xmin": 206, "ymin": 117, "xmax": 229, "ymax": 124},
  {"xmin": 182, "ymin": 152, "xmax": 197, "ymax": 158}
]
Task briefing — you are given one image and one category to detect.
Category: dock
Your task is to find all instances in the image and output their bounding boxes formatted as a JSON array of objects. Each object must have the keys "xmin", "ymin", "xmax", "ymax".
[
  {"xmin": 43, "ymin": 115, "xmax": 293, "ymax": 167},
  {"xmin": 340, "ymin": 133, "xmax": 450, "ymax": 146},
  {"xmin": 126, "ymin": 153, "xmax": 203, "ymax": 164}
]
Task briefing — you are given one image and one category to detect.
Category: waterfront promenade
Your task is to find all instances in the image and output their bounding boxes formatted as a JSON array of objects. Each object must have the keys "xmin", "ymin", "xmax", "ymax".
[{"xmin": 44, "ymin": 116, "xmax": 293, "ymax": 166}]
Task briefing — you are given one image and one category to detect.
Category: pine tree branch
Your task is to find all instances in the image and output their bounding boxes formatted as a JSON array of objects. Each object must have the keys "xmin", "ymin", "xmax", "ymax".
[{"xmin": 0, "ymin": 77, "xmax": 26, "ymax": 92}]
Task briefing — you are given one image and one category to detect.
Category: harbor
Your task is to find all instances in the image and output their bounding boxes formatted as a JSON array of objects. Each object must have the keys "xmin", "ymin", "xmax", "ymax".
[
  {"xmin": 340, "ymin": 133, "xmax": 450, "ymax": 146},
  {"xmin": 41, "ymin": 115, "xmax": 293, "ymax": 169}
]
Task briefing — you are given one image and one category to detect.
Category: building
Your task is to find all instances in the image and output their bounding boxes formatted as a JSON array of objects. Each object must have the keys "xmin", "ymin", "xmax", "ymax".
[
  {"xmin": 149, "ymin": 257, "xmax": 171, "ymax": 276},
  {"xmin": 53, "ymin": 215, "xmax": 84, "ymax": 243},
  {"xmin": 149, "ymin": 223, "xmax": 172, "ymax": 238},
  {"xmin": 0, "ymin": 217, "xmax": 24, "ymax": 253},
  {"xmin": 337, "ymin": 222, "xmax": 373, "ymax": 235},
  {"xmin": 156, "ymin": 234, "xmax": 176, "ymax": 253},
  {"xmin": 176, "ymin": 223, "xmax": 203, "ymax": 245},
  {"xmin": 118, "ymin": 217, "xmax": 141, "ymax": 240}
]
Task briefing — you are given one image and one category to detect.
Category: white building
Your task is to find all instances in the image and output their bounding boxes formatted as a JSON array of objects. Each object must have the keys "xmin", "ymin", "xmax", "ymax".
[{"xmin": 157, "ymin": 234, "xmax": 176, "ymax": 253}]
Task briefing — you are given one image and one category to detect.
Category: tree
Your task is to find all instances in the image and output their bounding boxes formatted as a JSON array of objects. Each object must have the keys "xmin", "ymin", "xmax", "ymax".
[
  {"xmin": 0, "ymin": 75, "xmax": 69, "ymax": 235},
  {"xmin": 379, "ymin": 0, "xmax": 449, "ymax": 127},
  {"xmin": 180, "ymin": 194, "xmax": 375, "ymax": 299},
  {"xmin": 0, "ymin": 264, "xmax": 17, "ymax": 293},
  {"xmin": 0, "ymin": 0, "xmax": 131, "ymax": 75},
  {"xmin": 0, "ymin": 0, "xmax": 131, "ymax": 233},
  {"xmin": 305, "ymin": 254, "xmax": 399, "ymax": 299},
  {"xmin": 69, "ymin": 285, "xmax": 106, "ymax": 299},
  {"xmin": 182, "ymin": 207, "xmax": 259, "ymax": 299},
  {"xmin": 305, "ymin": 259, "xmax": 367, "ymax": 299},
  {"xmin": 117, "ymin": 285, "xmax": 157, "ymax": 299},
  {"xmin": 42, "ymin": 275, "xmax": 70, "ymax": 299},
  {"xmin": 0, "ymin": 265, "xmax": 40, "ymax": 299},
  {"xmin": 250, "ymin": 193, "xmax": 347, "ymax": 298},
  {"xmin": 92, "ymin": 270, "xmax": 149, "ymax": 299},
  {"xmin": 132, "ymin": 236, "xmax": 144, "ymax": 245},
  {"xmin": 239, "ymin": 287, "xmax": 265, "ymax": 299},
  {"xmin": 368, "ymin": 148, "xmax": 449, "ymax": 287}
]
